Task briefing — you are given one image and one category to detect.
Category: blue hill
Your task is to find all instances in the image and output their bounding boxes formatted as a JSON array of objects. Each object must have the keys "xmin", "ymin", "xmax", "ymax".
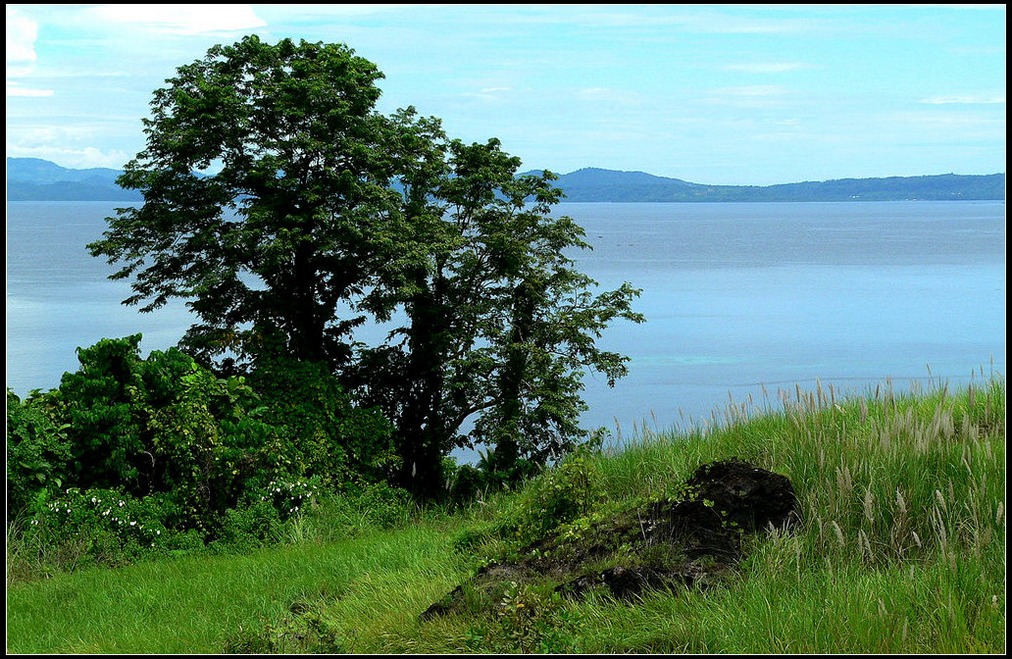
[
  {"xmin": 552, "ymin": 167, "xmax": 1006, "ymax": 202},
  {"xmin": 6, "ymin": 158, "xmax": 1005, "ymax": 202},
  {"xmin": 7, "ymin": 158, "xmax": 142, "ymax": 201}
]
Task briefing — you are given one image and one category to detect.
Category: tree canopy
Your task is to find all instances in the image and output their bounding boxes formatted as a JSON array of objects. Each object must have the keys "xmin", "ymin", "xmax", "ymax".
[
  {"xmin": 89, "ymin": 35, "xmax": 644, "ymax": 497},
  {"xmin": 89, "ymin": 35, "xmax": 412, "ymax": 372}
]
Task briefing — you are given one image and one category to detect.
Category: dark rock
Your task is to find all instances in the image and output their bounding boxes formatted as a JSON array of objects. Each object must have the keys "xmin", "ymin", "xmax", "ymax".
[
  {"xmin": 422, "ymin": 458, "xmax": 801, "ymax": 617},
  {"xmin": 683, "ymin": 457, "xmax": 801, "ymax": 532}
]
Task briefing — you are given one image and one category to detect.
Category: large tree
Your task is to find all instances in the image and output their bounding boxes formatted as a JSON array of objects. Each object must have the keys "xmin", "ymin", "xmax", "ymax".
[
  {"xmin": 89, "ymin": 35, "xmax": 417, "ymax": 372},
  {"xmin": 90, "ymin": 36, "xmax": 643, "ymax": 497},
  {"xmin": 355, "ymin": 138, "xmax": 644, "ymax": 497}
]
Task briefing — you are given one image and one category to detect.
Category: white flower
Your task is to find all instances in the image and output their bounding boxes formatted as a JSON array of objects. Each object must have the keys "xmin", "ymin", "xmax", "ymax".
[{"xmin": 130, "ymin": 521, "xmax": 137, "ymax": 526}]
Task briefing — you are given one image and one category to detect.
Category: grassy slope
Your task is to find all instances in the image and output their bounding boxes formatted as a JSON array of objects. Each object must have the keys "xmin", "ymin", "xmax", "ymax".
[{"xmin": 6, "ymin": 377, "xmax": 1006, "ymax": 654}]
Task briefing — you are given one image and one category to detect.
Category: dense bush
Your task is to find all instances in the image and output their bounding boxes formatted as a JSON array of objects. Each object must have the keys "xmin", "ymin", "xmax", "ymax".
[
  {"xmin": 247, "ymin": 356, "xmax": 397, "ymax": 484},
  {"xmin": 6, "ymin": 335, "xmax": 397, "ymax": 563},
  {"xmin": 6, "ymin": 389, "xmax": 73, "ymax": 520},
  {"xmin": 443, "ymin": 451, "xmax": 542, "ymax": 503},
  {"xmin": 451, "ymin": 444, "xmax": 604, "ymax": 554},
  {"xmin": 26, "ymin": 487, "xmax": 176, "ymax": 553}
]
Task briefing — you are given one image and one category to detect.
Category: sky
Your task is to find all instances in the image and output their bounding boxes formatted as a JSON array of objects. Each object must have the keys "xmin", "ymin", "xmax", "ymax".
[{"xmin": 5, "ymin": 4, "xmax": 1006, "ymax": 186}]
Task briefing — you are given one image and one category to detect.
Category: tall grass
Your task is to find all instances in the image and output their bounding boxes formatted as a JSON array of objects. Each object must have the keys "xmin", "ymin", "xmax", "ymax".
[
  {"xmin": 566, "ymin": 374, "xmax": 1006, "ymax": 653},
  {"xmin": 6, "ymin": 375, "xmax": 1005, "ymax": 653}
]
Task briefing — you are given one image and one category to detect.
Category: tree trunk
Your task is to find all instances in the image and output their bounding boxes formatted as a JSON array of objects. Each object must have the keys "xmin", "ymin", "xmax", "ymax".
[
  {"xmin": 490, "ymin": 279, "xmax": 538, "ymax": 475},
  {"xmin": 290, "ymin": 238, "xmax": 326, "ymax": 364},
  {"xmin": 395, "ymin": 282, "xmax": 450, "ymax": 498}
]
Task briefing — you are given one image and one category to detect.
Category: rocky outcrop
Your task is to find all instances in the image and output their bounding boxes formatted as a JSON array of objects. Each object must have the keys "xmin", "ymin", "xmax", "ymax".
[{"xmin": 422, "ymin": 458, "xmax": 800, "ymax": 618}]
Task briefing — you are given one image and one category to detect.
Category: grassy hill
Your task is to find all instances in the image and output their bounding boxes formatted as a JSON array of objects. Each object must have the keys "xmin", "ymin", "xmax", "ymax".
[{"xmin": 6, "ymin": 375, "xmax": 1005, "ymax": 654}]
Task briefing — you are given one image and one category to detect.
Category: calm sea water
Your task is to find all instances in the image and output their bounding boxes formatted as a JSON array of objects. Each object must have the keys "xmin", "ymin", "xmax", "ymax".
[{"xmin": 6, "ymin": 200, "xmax": 1006, "ymax": 442}]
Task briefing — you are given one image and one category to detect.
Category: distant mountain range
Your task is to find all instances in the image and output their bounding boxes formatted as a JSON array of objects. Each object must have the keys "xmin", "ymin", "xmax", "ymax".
[
  {"xmin": 549, "ymin": 168, "xmax": 1005, "ymax": 202},
  {"xmin": 7, "ymin": 158, "xmax": 140, "ymax": 201},
  {"xmin": 6, "ymin": 157, "xmax": 1006, "ymax": 203}
]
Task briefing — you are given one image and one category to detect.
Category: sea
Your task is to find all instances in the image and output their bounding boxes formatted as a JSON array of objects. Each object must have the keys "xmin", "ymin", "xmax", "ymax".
[{"xmin": 6, "ymin": 200, "xmax": 1006, "ymax": 450}]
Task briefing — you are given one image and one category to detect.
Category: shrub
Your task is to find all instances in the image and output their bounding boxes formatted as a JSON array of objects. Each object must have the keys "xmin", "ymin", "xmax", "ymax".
[
  {"xmin": 465, "ymin": 581, "xmax": 584, "ymax": 653},
  {"xmin": 6, "ymin": 389, "xmax": 73, "ymax": 521},
  {"xmin": 453, "ymin": 444, "xmax": 605, "ymax": 554},
  {"xmin": 6, "ymin": 336, "xmax": 408, "ymax": 561},
  {"xmin": 8, "ymin": 487, "xmax": 193, "ymax": 577},
  {"xmin": 214, "ymin": 501, "xmax": 285, "ymax": 552},
  {"xmin": 515, "ymin": 445, "xmax": 603, "ymax": 542}
]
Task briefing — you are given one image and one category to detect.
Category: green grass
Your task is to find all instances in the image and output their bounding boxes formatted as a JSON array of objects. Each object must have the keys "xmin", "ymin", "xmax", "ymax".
[
  {"xmin": 6, "ymin": 375, "xmax": 1005, "ymax": 653},
  {"xmin": 6, "ymin": 525, "xmax": 476, "ymax": 653}
]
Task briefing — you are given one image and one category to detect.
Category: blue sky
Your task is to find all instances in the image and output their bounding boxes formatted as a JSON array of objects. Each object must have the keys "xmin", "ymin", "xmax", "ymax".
[{"xmin": 5, "ymin": 4, "xmax": 1006, "ymax": 185}]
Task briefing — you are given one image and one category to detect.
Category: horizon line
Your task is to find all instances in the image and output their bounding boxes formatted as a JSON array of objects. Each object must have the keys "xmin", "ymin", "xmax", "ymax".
[{"xmin": 5, "ymin": 155, "xmax": 1006, "ymax": 190}]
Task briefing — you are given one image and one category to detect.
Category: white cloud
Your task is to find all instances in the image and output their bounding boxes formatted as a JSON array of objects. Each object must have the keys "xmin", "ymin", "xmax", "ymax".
[
  {"xmin": 7, "ymin": 143, "xmax": 132, "ymax": 169},
  {"xmin": 6, "ymin": 7, "xmax": 42, "ymax": 95},
  {"xmin": 6, "ymin": 7, "xmax": 37, "ymax": 63},
  {"xmin": 87, "ymin": 4, "xmax": 267, "ymax": 36},
  {"xmin": 6, "ymin": 81, "xmax": 53, "ymax": 97},
  {"xmin": 919, "ymin": 95, "xmax": 1005, "ymax": 105}
]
